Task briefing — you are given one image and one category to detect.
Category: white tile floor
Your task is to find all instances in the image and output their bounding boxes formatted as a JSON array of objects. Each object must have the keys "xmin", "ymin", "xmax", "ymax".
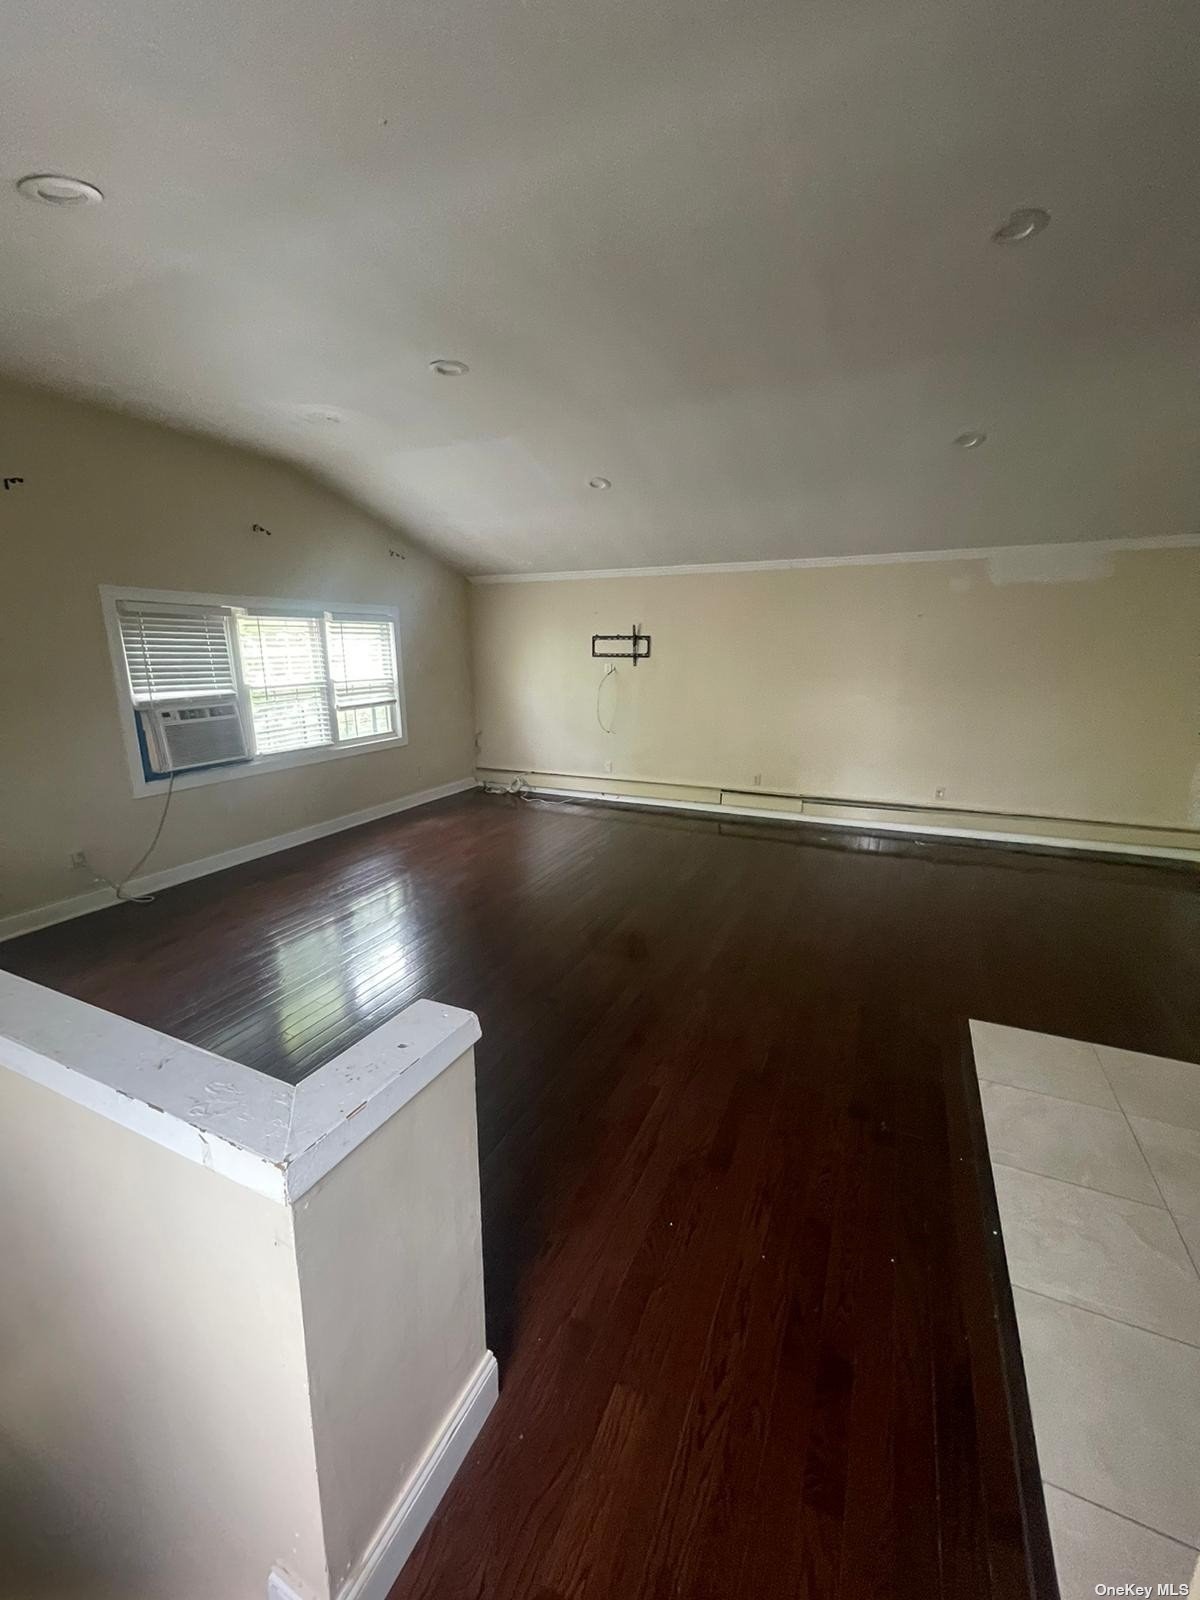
[{"xmin": 970, "ymin": 1021, "xmax": 1200, "ymax": 1600}]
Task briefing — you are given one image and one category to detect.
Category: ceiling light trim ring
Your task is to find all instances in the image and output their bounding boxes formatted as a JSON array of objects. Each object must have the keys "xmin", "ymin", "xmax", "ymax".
[
  {"xmin": 991, "ymin": 206, "xmax": 1050, "ymax": 244},
  {"xmin": 16, "ymin": 173, "xmax": 104, "ymax": 206}
]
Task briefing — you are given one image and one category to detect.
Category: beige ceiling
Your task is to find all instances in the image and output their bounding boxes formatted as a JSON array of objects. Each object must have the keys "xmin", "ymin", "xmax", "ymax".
[{"xmin": 2, "ymin": 0, "xmax": 1198, "ymax": 575}]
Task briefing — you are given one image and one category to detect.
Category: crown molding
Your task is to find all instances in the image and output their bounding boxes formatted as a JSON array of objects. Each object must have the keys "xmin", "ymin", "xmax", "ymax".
[{"xmin": 469, "ymin": 533, "xmax": 1200, "ymax": 585}]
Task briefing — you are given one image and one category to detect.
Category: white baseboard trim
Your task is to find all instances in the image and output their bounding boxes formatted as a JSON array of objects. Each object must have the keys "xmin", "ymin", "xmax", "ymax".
[
  {"xmin": 508, "ymin": 782, "xmax": 1200, "ymax": 864},
  {"xmin": 337, "ymin": 1351, "xmax": 499, "ymax": 1600},
  {"xmin": 0, "ymin": 777, "xmax": 479, "ymax": 944}
]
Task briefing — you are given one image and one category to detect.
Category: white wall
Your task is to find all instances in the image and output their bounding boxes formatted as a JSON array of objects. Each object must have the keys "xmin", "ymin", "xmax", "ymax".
[{"xmin": 0, "ymin": 378, "xmax": 476, "ymax": 923}]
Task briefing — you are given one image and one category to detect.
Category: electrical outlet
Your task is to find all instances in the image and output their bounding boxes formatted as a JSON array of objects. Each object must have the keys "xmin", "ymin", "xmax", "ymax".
[
  {"xmin": 935, "ymin": 787, "xmax": 947, "ymax": 800},
  {"xmin": 69, "ymin": 850, "xmax": 88, "ymax": 870},
  {"xmin": 603, "ymin": 759, "xmax": 613, "ymax": 774},
  {"xmin": 268, "ymin": 1569, "xmax": 317, "ymax": 1600},
  {"xmin": 753, "ymin": 774, "xmax": 762, "ymax": 787}
]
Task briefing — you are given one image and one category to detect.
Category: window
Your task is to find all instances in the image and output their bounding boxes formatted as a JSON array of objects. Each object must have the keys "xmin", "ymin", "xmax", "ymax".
[
  {"xmin": 105, "ymin": 587, "xmax": 405, "ymax": 793},
  {"xmin": 237, "ymin": 612, "xmax": 333, "ymax": 754},
  {"xmin": 327, "ymin": 615, "xmax": 399, "ymax": 742},
  {"xmin": 118, "ymin": 605, "xmax": 237, "ymax": 703}
]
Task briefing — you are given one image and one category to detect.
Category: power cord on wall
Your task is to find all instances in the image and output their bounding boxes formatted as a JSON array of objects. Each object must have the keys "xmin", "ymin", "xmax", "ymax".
[
  {"xmin": 596, "ymin": 664, "xmax": 618, "ymax": 734},
  {"xmin": 82, "ymin": 772, "xmax": 177, "ymax": 904}
]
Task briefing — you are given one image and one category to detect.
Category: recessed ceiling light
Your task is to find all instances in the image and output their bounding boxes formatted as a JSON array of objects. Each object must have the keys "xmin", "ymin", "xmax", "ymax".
[
  {"xmin": 991, "ymin": 207, "xmax": 1050, "ymax": 244},
  {"xmin": 16, "ymin": 173, "xmax": 104, "ymax": 207},
  {"xmin": 953, "ymin": 431, "xmax": 987, "ymax": 449},
  {"xmin": 588, "ymin": 477, "xmax": 612, "ymax": 490},
  {"xmin": 429, "ymin": 358, "xmax": 469, "ymax": 377}
]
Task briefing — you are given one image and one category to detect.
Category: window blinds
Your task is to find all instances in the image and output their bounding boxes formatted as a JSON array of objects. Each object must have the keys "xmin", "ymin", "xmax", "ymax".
[
  {"xmin": 117, "ymin": 604, "xmax": 237, "ymax": 705},
  {"xmin": 236, "ymin": 613, "xmax": 333, "ymax": 755},
  {"xmin": 327, "ymin": 615, "xmax": 400, "ymax": 741},
  {"xmin": 115, "ymin": 595, "xmax": 400, "ymax": 762}
]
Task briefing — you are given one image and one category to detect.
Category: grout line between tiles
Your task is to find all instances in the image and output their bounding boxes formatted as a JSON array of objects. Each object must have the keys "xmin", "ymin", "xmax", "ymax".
[
  {"xmin": 976, "ymin": 1071, "xmax": 1118, "ymax": 1113},
  {"xmin": 1004, "ymin": 1259, "xmax": 1200, "ymax": 1349},
  {"xmin": 1041, "ymin": 1478, "xmax": 1200, "ymax": 1555},
  {"xmin": 1092, "ymin": 1047, "xmax": 1200, "ymax": 1288},
  {"xmin": 989, "ymin": 1156, "xmax": 1166, "ymax": 1212},
  {"xmin": 1094, "ymin": 1042, "xmax": 1200, "ymax": 1076},
  {"xmin": 1014, "ymin": 1282, "xmax": 1200, "ymax": 1354},
  {"xmin": 993, "ymin": 1040, "xmax": 1200, "ymax": 1587}
]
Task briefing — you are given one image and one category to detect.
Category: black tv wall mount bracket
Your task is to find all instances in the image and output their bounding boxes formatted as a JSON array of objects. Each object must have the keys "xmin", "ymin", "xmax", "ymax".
[{"xmin": 591, "ymin": 623, "xmax": 651, "ymax": 665}]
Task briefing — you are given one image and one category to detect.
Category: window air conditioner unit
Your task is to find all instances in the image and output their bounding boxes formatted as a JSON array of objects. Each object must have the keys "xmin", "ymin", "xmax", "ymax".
[{"xmin": 138, "ymin": 702, "xmax": 250, "ymax": 774}]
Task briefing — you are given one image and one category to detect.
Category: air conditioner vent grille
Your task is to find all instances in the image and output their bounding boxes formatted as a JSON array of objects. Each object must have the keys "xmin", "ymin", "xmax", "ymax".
[{"xmin": 139, "ymin": 703, "xmax": 249, "ymax": 773}]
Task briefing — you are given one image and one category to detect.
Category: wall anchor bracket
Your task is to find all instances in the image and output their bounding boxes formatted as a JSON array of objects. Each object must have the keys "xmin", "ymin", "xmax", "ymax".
[{"xmin": 591, "ymin": 623, "xmax": 651, "ymax": 665}]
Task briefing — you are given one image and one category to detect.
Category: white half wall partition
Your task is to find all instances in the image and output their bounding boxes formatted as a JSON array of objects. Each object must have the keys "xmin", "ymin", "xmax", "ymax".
[{"xmin": 0, "ymin": 972, "xmax": 496, "ymax": 1600}]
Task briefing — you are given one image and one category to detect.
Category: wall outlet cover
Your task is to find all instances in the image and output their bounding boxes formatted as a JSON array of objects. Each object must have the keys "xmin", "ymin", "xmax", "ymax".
[{"xmin": 269, "ymin": 1567, "xmax": 318, "ymax": 1600}]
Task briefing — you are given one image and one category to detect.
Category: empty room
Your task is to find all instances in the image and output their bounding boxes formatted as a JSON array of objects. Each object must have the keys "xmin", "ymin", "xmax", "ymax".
[{"xmin": 1, "ymin": 1, "xmax": 1198, "ymax": 1598}]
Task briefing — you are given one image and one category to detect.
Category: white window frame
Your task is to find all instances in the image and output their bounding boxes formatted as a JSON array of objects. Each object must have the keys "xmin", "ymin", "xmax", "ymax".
[{"xmin": 100, "ymin": 585, "xmax": 408, "ymax": 798}]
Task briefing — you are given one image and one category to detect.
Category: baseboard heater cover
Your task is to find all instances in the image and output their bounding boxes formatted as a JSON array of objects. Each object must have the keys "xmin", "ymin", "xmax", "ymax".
[{"xmin": 485, "ymin": 778, "xmax": 1199, "ymax": 865}]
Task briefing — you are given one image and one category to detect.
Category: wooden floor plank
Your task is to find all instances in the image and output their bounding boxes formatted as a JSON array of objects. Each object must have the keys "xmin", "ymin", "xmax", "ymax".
[{"xmin": 4, "ymin": 791, "xmax": 1197, "ymax": 1597}]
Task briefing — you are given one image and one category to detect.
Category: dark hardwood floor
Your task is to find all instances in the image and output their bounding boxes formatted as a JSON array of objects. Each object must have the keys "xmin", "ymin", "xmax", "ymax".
[{"xmin": 5, "ymin": 792, "xmax": 1198, "ymax": 1598}]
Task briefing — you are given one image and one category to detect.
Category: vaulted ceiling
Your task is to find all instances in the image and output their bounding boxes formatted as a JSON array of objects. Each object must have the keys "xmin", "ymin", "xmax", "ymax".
[{"xmin": 3, "ymin": 0, "xmax": 1197, "ymax": 574}]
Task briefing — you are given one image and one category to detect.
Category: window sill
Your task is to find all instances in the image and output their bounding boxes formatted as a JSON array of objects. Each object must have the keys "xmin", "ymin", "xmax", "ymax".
[{"xmin": 129, "ymin": 731, "xmax": 408, "ymax": 798}]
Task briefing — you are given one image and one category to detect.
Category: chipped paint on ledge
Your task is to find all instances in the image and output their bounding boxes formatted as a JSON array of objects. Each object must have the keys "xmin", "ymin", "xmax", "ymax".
[{"xmin": 0, "ymin": 971, "xmax": 480, "ymax": 1205}]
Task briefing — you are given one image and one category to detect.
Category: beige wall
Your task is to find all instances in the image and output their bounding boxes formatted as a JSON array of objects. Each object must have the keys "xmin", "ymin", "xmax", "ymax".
[
  {"xmin": 0, "ymin": 1041, "xmax": 490, "ymax": 1600},
  {"xmin": 0, "ymin": 1064, "xmax": 327, "ymax": 1600},
  {"xmin": 0, "ymin": 379, "xmax": 475, "ymax": 922},
  {"xmin": 471, "ymin": 547, "xmax": 1200, "ymax": 833},
  {"xmin": 295, "ymin": 1050, "xmax": 486, "ymax": 1592}
]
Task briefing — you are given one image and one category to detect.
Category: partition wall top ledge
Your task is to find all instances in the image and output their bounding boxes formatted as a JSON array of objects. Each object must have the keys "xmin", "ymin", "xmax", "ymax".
[{"xmin": 0, "ymin": 970, "xmax": 480, "ymax": 1203}]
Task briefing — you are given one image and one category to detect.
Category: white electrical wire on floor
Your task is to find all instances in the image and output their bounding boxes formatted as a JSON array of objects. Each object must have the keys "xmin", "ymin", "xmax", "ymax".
[
  {"xmin": 596, "ymin": 664, "xmax": 618, "ymax": 734},
  {"xmin": 480, "ymin": 775, "xmax": 532, "ymax": 799},
  {"xmin": 85, "ymin": 771, "xmax": 177, "ymax": 904}
]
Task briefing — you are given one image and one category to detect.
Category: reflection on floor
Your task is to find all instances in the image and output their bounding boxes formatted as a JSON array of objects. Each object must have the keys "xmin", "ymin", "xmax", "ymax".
[
  {"xmin": 972, "ymin": 1021, "xmax": 1200, "ymax": 1599},
  {"xmin": 5, "ymin": 793, "xmax": 1200, "ymax": 1596}
]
